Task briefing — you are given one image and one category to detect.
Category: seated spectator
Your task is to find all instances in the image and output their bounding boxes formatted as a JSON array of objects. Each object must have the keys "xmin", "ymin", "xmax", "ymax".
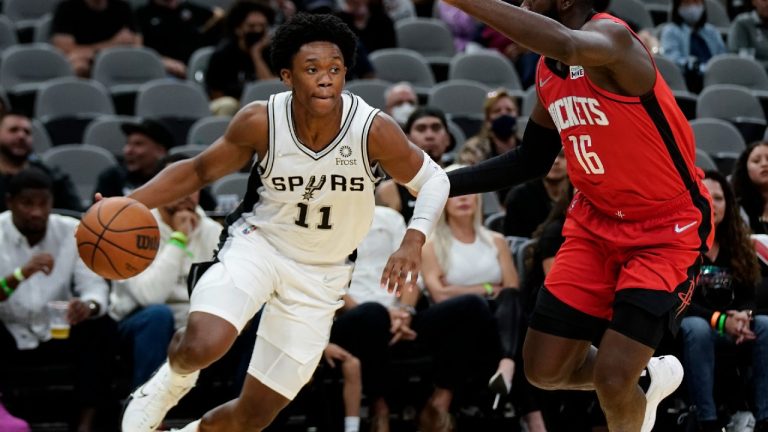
[
  {"xmin": 421, "ymin": 176, "xmax": 547, "ymax": 431},
  {"xmin": 661, "ymin": 0, "xmax": 727, "ymax": 92},
  {"xmin": 728, "ymin": 0, "xmax": 768, "ymax": 70},
  {"xmin": 93, "ymin": 119, "xmax": 173, "ymax": 198},
  {"xmin": 504, "ymin": 149, "xmax": 568, "ymax": 238},
  {"xmin": 682, "ymin": 171, "xmax": 768, "ymax": 431},
  {"xmin": 462, "ymin": 89, "xmax": 521, "ymax": 201},
  {"xmin": 0, "ymin": 168, "xmax": 113, "ymax": 432},
  {"xmin": 732, "ymin": 140, "xmax": 768, "ymax": 234},
  {"xmin": 51, "ymin": 0, "xmax": 141, "ymax": 77},
  {"xmin": 109, "ymin": 154, "xmax": 223, "ymax": 389},
  {"xmin": 321, "ymin": 343, "xmax": 362, "ymax": 432},
  {"xmin": 329, "ymin": 205, "xmax": 497, "ymax": 432},
  {"xmin": 0, "ymin": 112, "xmax": 82, "ymax": 212},
  {"xmin": 136, "ymin": 0, "xmax": 226, "ymax": 78},
  {"xmin": 336, "ymin": 0, "xmax": 396, "ymax": 53},
  {"xmin": 375, "ymin": 107, "xmax": 452, "ymax": 222},
  {"xmin": 206, "ymin": 0, "xmax": 277, "ymax": 116},
  {"xmin": 384, "ymin": 82, "xmax": 418, "ymax": 128}
]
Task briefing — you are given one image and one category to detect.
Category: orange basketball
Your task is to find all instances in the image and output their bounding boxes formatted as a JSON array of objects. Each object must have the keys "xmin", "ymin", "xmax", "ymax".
[{"xmin": 75, "ymin": 197, "xmax": 160, "ymax": 280}]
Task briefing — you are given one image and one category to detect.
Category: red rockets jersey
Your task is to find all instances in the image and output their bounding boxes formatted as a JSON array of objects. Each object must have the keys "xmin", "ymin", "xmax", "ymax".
[{"xmin": 535, "ymin": 13, "xmax": 708, "ymax": 222}]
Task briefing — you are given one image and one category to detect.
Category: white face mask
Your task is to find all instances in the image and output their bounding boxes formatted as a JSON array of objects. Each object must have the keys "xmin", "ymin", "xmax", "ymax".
[
  {"xmin": 391, "ymin": 102, "xmax": 416, "ymax": 126},
  {"xmin": 678, "ymin": 4, "xmax": 704, "ymax": 24}
]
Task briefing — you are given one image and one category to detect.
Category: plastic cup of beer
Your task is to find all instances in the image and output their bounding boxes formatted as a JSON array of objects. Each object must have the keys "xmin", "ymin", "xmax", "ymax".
[{"xmin": 47, "ymin": 301, "xmax": 70, "ymax": 339}]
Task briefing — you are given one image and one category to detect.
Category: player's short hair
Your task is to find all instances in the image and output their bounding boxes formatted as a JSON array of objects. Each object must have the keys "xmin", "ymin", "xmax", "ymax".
[
  {"xmin": 7, "ymin": 167, "xmax": 52, "ymax": 198},
  {"xmin": 270, "ymin": 13, "xmax": 357, "ymax": 74}
]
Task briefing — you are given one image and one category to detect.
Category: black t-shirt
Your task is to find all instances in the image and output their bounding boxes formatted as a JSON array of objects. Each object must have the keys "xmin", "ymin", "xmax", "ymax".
[
  {"xmin": 503, "ymin": 179, "xmax": 553, "ymax": 238},
  {"xmin": 687, "ymin": 250, "xmax": 757, "ymax": 319},
  {"xmin": 521, "ymin": 218, "xmax": 564, "ymax": 316},
  {"xmin": 206, "ymin": 39, "xmax": 271, "ymax": 99},
  {"xmin": 51, "ymin": 0, "xmax": 136, "ymax": 45},
  {"xmin": 136, "ymin": 1, "xmax": 217, "ymax": 63}
]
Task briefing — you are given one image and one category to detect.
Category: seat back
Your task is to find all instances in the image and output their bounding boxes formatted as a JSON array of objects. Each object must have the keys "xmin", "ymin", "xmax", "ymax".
[
  {"xmin": 345, "ymin": 79, "xmax": 391, "ymax": 110},
  {"xmin": 704, "ymin": 54, "xmax": 768, "ymax": 90},
  {"xmin": 449, "ymin": 51, "xmax": 522, "ymax": 91},
  {"xmin": 395, "ymin": 18, "xmax": 455, "ymax": 61},
  {"xmin": 0, "ymin": 44, "xmax": 73, "ymax": 90},
  {"xmin": 187, "ymin": 116, "xmax": 231, "ymax": 146},
  {"xmin": 428, "ymin": 79, "xmax": 490, "ymax": 117},
  {"xmin": 41, "ymin": 144, "xmax": 118, "ymax": 204},
  {"xmin": 92, "ymin": 47, "xmax": 166, "ymax": 91},
  {"xmin": 35, "ymin": 77, "xmax": 115, "ymax": 119},
  {"xmin": 240, "ymin": 79, "xmax": 288, "ymax": 105}
]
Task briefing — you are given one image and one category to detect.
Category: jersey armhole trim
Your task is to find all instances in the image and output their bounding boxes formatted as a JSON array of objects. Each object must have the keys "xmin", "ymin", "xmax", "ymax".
[
  {"xmin": 361, "ymin": 108, "xmax": 380, "ymax": 183},
  {"xmin": 262, "ymin": 93, "xmax": 278, "ymax": 178}
]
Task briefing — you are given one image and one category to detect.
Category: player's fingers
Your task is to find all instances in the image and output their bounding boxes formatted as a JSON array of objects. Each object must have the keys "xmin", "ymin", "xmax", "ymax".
[
  {"xmin": 388, "ymin": 263, "xmax": 404, "ymax": 294},
  {"xmin": 380, "ymin": 260, "xmax": 396, "ymax": 292},
  {"xmin": 93, "ymin": 193, "xmax": 103, "ymax": 202},
  {"xmin": 389, "ymin": 331, "xmax": 402, "ymax": 346}
]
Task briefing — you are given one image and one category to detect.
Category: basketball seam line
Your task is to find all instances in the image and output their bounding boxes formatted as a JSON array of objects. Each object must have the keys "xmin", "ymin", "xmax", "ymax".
[
  {"xmin": 79, "ymin": 222, "xmax": 157, "ymax": 260},
  {"xmin": 92, "ymin": 200, "xmax": 137, "ymax": 279}
]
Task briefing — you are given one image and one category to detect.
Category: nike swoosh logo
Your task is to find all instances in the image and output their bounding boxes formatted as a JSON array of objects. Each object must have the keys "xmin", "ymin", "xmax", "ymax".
[
  {"xmin": 539, "ymin": 76, "xmax": 552, "ymax": 87},
  {"xmin": 674, "ymin": 221, "xmax": 697, "ymax": 233}
]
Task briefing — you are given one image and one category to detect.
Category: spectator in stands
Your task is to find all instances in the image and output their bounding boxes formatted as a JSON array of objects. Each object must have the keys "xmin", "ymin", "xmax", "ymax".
[
  {"xmin": 321, "ymin": 342, "xmax": 362, "ymax": 432},
  {"xmin": 93, "ymin": 119, "xmax": 173, "ymax": 199},
  {"xmin": 336, "ymin": 0, "xmax": 396, "ymax": 53},
  {"xmin": 504, "ymin": 149, "xmax": 568, "ymax": 238},
  {"xmin": 437, "ymin": 1, "xmax": 479, "ymax": 52},
  {"xmin": 51, "ymin": 0, "xmax": 141, "ymax": 77},
  {"xmin": 384, "ymin": 82, "xmax": 418, "ymax": 128},
  {"xmin": 136, "ymin": 0, "xmax": 226, "ymax": 78},
  {"xmin": 0, "ymin": 112, "xmax": 82, "ymax": 213},
  {"xmin": 109, "ymin": 153, "xmax": 222, "ymax": 388},
  {"xmin": 206, "ymin": 0, "xmax": 277, "ymax": 116},
  {"xmin": 728, "ymin": 0, "xmax": 768, "ymax": 70},
  {"xmin": 0, "ymin": 168, "xmax": 113, "ymax": 432},
  {"xmin": 378, "ymin": 0, "xmax": 415, "ymax": 21},
  {"xmin": 421, "ymin": 174, "xmax": 547, "ymax": 431},
  {"xmin": 732, "ymin": 140, "xmax": 768, "ymax": 234},
  {"xmin": 328, "ymin": 205, "xmax": 497, "ymax": 432},
  {"xmin": 463, "ymin": 89, "xmax": 521, "ymax": 202},
  {"xmin": 376, "ymin": 107, "xmax": 452, "ymax": 222},
  {"xmin": 661, "ymin": 0, "xmax": 727, "ymax": 92},
  {"xmin": 682, "ymin": 171, "xmax": 768, "ymax": 432}
]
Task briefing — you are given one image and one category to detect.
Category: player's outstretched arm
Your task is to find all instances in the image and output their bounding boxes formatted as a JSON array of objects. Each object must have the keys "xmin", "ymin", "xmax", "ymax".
[
  {"xmin": 368, "ymin": 113, "xmax": 449, "ymax": 295},
  {"xmin": 442, "ymin": 0, "xmax": 631, "ymax": 67},
  {"xmin": 448, "ymin": 101, "xmax": 561, "ymax": 197},
  {"xmin": 129, "ymin": 103, "xmax": 267, "ymax": 209}
]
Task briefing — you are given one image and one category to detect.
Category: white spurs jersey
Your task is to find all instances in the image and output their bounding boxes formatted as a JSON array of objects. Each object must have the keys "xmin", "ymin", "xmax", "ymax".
[{"xmin": 240, "ymin": 91, "xmax": 379, "ymax": 265}]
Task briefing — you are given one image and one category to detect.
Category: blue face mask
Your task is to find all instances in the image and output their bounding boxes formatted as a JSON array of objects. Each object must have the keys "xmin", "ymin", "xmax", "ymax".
[
  {"xmin": 491, "ymin": 115, "xmax": 517, "ymax": 141},
  {"xmin": 678, "ymin": 4, "xmax": 704, "ymax": 25}
]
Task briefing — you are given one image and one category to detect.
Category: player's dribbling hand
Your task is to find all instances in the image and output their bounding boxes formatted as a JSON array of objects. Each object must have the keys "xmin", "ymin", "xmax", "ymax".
[
  {"xmin": 93, "ymin": 193, "xmax": 103, "ymax": 203},
  {"xmin": 380, "ymin": 230, "xmax": 425, "ymax": 296},
  {"xmin": 22, "ymin": 253, "xmax": 54, "ymax": 278}
]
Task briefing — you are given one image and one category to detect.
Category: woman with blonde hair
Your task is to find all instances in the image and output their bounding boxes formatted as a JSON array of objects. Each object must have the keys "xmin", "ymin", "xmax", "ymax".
[{"xmin": 421, "ymin": 165, "xmax": 546, "ymax": 431}]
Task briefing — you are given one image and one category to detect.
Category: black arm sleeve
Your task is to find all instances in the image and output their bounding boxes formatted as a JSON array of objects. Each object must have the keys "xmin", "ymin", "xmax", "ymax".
[{"xmin": 448, "ymin": 119, "xmax": 562, "ymax": 197}]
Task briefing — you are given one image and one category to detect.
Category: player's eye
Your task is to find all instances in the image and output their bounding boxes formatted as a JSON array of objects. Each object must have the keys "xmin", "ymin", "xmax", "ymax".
[
  {"xmin": 330, "ymin": 67, "xmax": 340, "ymax": 74},
  {"xmin": 307, "ymin": 67, "xmax": 317, "ymax": 74}
]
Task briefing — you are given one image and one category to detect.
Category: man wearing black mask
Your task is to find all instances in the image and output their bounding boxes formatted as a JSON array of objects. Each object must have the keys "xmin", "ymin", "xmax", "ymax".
[{"xmin": 206, "ymin": 0, "xmax": 276, "ymax": 115}]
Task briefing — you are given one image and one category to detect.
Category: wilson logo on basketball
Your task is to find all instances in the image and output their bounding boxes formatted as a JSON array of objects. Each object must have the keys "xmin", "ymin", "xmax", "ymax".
[{"xmin": 136, "ymin": 235, "xmax": 160, "ymax": 251}]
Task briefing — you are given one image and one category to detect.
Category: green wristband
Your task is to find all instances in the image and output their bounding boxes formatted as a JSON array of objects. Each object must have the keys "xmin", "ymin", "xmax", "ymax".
[
  {"xmin": 170, "ymin": 231, "xmax": 188, "ymax": 245},
  {"xmin": 483, "ymin": 283, "xmax": 494, "ymax": 296},
  {"xmin": 13, "ymin": 267, "xmax": 24, "ymax": 282},
  {"xmin": 168, "ymin": 238, "xmax": 193, "ymax": 258},
  {"xmin": 717, "ymin": 314, "xmax": 727, "ymax": 335},
  {"xmin": 0, "ymin": 277, "xmax": 12, "ymax": 297}
]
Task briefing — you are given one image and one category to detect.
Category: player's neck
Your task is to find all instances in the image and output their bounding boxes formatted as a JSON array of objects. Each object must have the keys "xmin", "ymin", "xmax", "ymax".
[
  {"xmin": 291, "ymin": 102, "xmax": 344, "ymax": 151},
  {"xmin": 561, "ymin": 8, "xmax": 594, "ymax": 30}
]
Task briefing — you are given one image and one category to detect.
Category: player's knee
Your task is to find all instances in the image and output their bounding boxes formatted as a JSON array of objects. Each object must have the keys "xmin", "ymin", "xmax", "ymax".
[
  {"xmin": 341, "ymin": 355, "xmax": 361, "ymax": 380},
  {"xmin": 592, "ymin": 366, "xmax": 636, "ymax": 400},
  {"xmin": 524, "ymin": 361, "xmax": 566, "ymax": 390}
]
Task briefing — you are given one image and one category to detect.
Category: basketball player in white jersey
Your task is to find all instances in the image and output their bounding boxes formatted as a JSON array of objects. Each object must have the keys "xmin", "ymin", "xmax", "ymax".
[{"xmin": 118, "ymin": 13, "xmax": 449, "ymax": 432}]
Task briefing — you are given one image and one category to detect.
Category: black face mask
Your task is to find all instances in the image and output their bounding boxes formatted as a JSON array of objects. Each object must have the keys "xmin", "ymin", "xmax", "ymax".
[
  {"xmin": 244, "ymin": 31, "xmax": 264, "ymax": 47},
  {"xmin": 491, "ymin": 114, "xmax": 517, "ymax": 141}
]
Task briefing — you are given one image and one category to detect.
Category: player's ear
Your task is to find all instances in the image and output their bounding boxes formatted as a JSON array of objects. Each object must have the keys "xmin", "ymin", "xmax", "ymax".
[{"xmin": 280, "ymin": 69, "xmax": 292, "ymax": 87}]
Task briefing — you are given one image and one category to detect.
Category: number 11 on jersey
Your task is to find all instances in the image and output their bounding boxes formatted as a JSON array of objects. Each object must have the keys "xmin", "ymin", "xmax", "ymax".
[{"xmin": 295, "ymin": 203, "xmax": 333, "ymax": 230}]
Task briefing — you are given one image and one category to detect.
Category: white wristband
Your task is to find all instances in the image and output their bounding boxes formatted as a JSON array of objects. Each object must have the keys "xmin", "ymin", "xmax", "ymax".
[{"xmin": 405, "ymin": 153, "xmax": 449, "ymax": 237}]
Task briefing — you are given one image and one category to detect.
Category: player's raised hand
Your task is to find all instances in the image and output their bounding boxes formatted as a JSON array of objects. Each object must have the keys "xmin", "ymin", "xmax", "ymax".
[{"xmin": 380, "ymin": 230, "xmax": 425, "ymax": 296}]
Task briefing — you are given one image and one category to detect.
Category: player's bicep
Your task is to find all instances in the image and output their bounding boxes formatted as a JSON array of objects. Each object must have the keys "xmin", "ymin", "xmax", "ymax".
[{"xmin": 368, "ymin": 114, "xmax": 425, "ymax": 185}]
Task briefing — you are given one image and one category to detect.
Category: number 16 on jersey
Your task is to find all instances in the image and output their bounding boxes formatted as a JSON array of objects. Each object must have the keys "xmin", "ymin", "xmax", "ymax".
[{"xmin": 569, "ymin": 135, "xmax": 604, "ymax": 175}]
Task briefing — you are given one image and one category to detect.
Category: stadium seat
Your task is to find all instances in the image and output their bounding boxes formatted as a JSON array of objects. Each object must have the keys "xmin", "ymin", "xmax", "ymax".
[
  {"xmin": 32, "ymin": 13, "xmax": 52, "ymax": 43},
  {"xmin": 522, "ymin": 86, "xmax": 538, "ymax": 117},
  {"xmin": 240, "ymin": 79, "xmax": 288, "ymax": 105},
  {"xmin": 187, "ymin": 116, "xmax": 231, "ymax": 146},
  {"xmin": 705, "ymin": 0, "xmax": 730, "ymax": 34},
  {"xmin": 136, "ymin": 79, "xmax": 211, "ymax": 147},
  {"xmin": 0, "ymin": 43, "xmax": 73, "ymax": 95},
  {"xmin": 395, "ymin": 18, "xmax": 455, "ymax": 66},
  {"xmin": 168, "ymin": 144, "xmax": 208, "ymax": 158},
  {"xmin": 41, "ymin": 144, "xmax": 118, "ymax": 205},
  {"xmin": 187, "ymin": 46, "xmax": 215, "ymax": 88},
  {"xmin": 484, "ymin": 211, "xmax": 505, "ymax": 233},
  {"xmin": 35, "ymin": 77, "xmax": 115, "ymax": 145},
  {"xmin": 695, "ymin": 148, "xmax": 718, "ymax": 172},
  {"xmin": 211, "ymin": 172, "xmax": 250, "ymax": 201},
  {"xmin": 2, "ymin": 0, "xmax": 61, "ymax": 35},
  {"xmin": 428, "ymin": 79, "xmax": 490, "ymax": 117},
  {"xmin": 369, "ymin": 49, "xmax": 435, "ymax": 96},
  {"xmin": 345, "ymin": 79, "xmax": 390, "ymax": 110},
  {"xmin": 608, "ymin": 0, "xmax": 654, "ymax": 30},
  {"xmin": 690, "ymin": 118, "xmax": 746, "ymax": 157},
  {"xmin": 704, "ymin": 54, "xmax": 768, "ymax": 92},
  {"xmin": 31, "ymin": 118, "xmax": 52, "ymax": 155},
  {"xmin": 82, "ymin": 115, "xmax": 136, "ymax": 157},
  {"xmin": 697, "ymin": 84, "xmax": 767, "ymax": 142},
  {"xmin": 449, "ymin": 51, "xmax": 523, "ymax": 93},
  {"xmin": 92, "ymin": 46, "xmax": 166, "ymax": 114},
  {"xmin": 0, "ymin": 15, "xmax": 18, "ymax": 50},
  {"xmin": 505, "ymin": 236, "xmax": 531, "ymax": 261}
]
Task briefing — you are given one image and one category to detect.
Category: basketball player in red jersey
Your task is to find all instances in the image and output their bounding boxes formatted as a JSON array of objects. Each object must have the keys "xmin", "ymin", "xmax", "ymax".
[{"xmin": 444, "ymin": 0, "xmax": 713, "ymax": 431}]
